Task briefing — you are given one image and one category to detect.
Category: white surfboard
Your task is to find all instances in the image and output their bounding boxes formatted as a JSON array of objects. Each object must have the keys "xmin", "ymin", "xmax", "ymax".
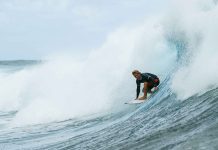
[
  {"xmin": 125, "ymin": 88, "xmax": 159, "ymax": 105},
  {"xmin": 125, "ymin": 100, "xmax": 145, "ymax": 104}
]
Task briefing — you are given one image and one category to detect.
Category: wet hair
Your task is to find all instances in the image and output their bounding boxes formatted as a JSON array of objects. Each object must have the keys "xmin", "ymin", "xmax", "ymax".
[{"xmin": 132, "ymin": 70, "xmax": 141, "ymax": 75}]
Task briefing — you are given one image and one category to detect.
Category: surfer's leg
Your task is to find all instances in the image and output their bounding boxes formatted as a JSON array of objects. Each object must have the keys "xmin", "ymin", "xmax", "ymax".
[
  {"xmin": 143, "ymin": 82, "xmax": 148, "ymax": 99},
  {"xmin": 147, "ymin": 82, "xmax": 153, "ymax": 93},
  {"xmin": 143, "ymin": 86, "xmax": 152, "ymax": 93},
  {"xmin": 138, "ymin": 82, "xmax": 149, "ymax": 100},
  {"xmin": 147, "ymin": 87, "xmax": 152, "ymax": 93}
]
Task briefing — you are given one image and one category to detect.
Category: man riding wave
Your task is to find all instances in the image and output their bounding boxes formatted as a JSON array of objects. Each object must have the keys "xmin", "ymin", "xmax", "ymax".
[{"xmin": 132, "ymin": 70, "xmax": 160, "ymax": 100}]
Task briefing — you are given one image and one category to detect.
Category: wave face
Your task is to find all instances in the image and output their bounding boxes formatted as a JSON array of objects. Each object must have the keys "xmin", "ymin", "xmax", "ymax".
[{"xmin": 1, "ymin": 0, "xmax": 218, "ymax": 149}]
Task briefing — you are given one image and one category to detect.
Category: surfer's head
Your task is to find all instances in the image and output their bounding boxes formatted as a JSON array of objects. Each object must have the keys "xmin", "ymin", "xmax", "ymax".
[{"xmin": 132, "ymin": 70, "xmax": 141, "ymax": 80}]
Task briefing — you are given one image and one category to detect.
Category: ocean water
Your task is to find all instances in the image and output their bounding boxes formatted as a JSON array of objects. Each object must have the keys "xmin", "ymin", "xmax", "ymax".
[
  {"xmin": 1, "ymin": 0, "xmax": 218, "ymax": 149},
  {"xmin": 0, "ymin": 60, "xmax": 217, "ymax": 150}
]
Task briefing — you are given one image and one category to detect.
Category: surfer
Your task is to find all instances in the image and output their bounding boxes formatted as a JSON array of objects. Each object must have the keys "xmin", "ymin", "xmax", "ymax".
[{"xmin": 132, "ymin": 70, "xmax": 160, "ymax": 100}]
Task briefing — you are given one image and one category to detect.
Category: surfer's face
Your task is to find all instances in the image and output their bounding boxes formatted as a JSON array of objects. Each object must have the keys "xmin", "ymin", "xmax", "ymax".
[{"xmin": 133, "ymin": 73, "xmax": 141, "ymax": 80}]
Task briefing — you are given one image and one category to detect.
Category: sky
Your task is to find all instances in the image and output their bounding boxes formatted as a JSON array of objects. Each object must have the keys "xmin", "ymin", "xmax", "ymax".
[{"xmin": 0, "ymin": 0, "xmax": 169, "ymax": 60}]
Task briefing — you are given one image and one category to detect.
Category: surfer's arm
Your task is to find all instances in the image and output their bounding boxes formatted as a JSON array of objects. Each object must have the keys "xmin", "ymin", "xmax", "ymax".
[{"xmin": 136, "ymin": 82, "xmax": 140, "ymax": 99}]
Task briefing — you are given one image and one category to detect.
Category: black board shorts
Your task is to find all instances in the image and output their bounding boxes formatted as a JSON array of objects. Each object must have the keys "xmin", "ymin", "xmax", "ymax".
[{"xmin": 142, "ymin": 78, "xmax": 160, "ymax": 92}]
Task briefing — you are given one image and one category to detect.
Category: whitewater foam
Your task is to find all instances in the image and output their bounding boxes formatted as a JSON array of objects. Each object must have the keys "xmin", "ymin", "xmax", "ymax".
[
  {"xmin": 4, "ymin": 0, "xmax": 218, "ymax": 125},
  {"xmin": 0, "ymin": 19, "xmax": 176, "ymax": 126},
  {"xmin": 2, "ymin": 0, "xmax": 218, "ymax": 125},
  {"xmin": 171, "ymin": 0, "xmax": 218, "ymax": 99}
]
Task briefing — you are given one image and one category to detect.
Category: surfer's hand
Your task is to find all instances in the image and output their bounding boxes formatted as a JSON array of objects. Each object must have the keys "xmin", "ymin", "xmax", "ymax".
[{"xmin": 138, "ymin": 96, "xmax": 146, "ymax": 100}]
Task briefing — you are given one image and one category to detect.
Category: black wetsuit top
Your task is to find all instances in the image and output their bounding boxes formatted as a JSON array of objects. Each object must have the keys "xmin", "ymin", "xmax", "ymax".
[{"xmin": 136, "ymin": 73, "xmax": 159, "ymax": 98}]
